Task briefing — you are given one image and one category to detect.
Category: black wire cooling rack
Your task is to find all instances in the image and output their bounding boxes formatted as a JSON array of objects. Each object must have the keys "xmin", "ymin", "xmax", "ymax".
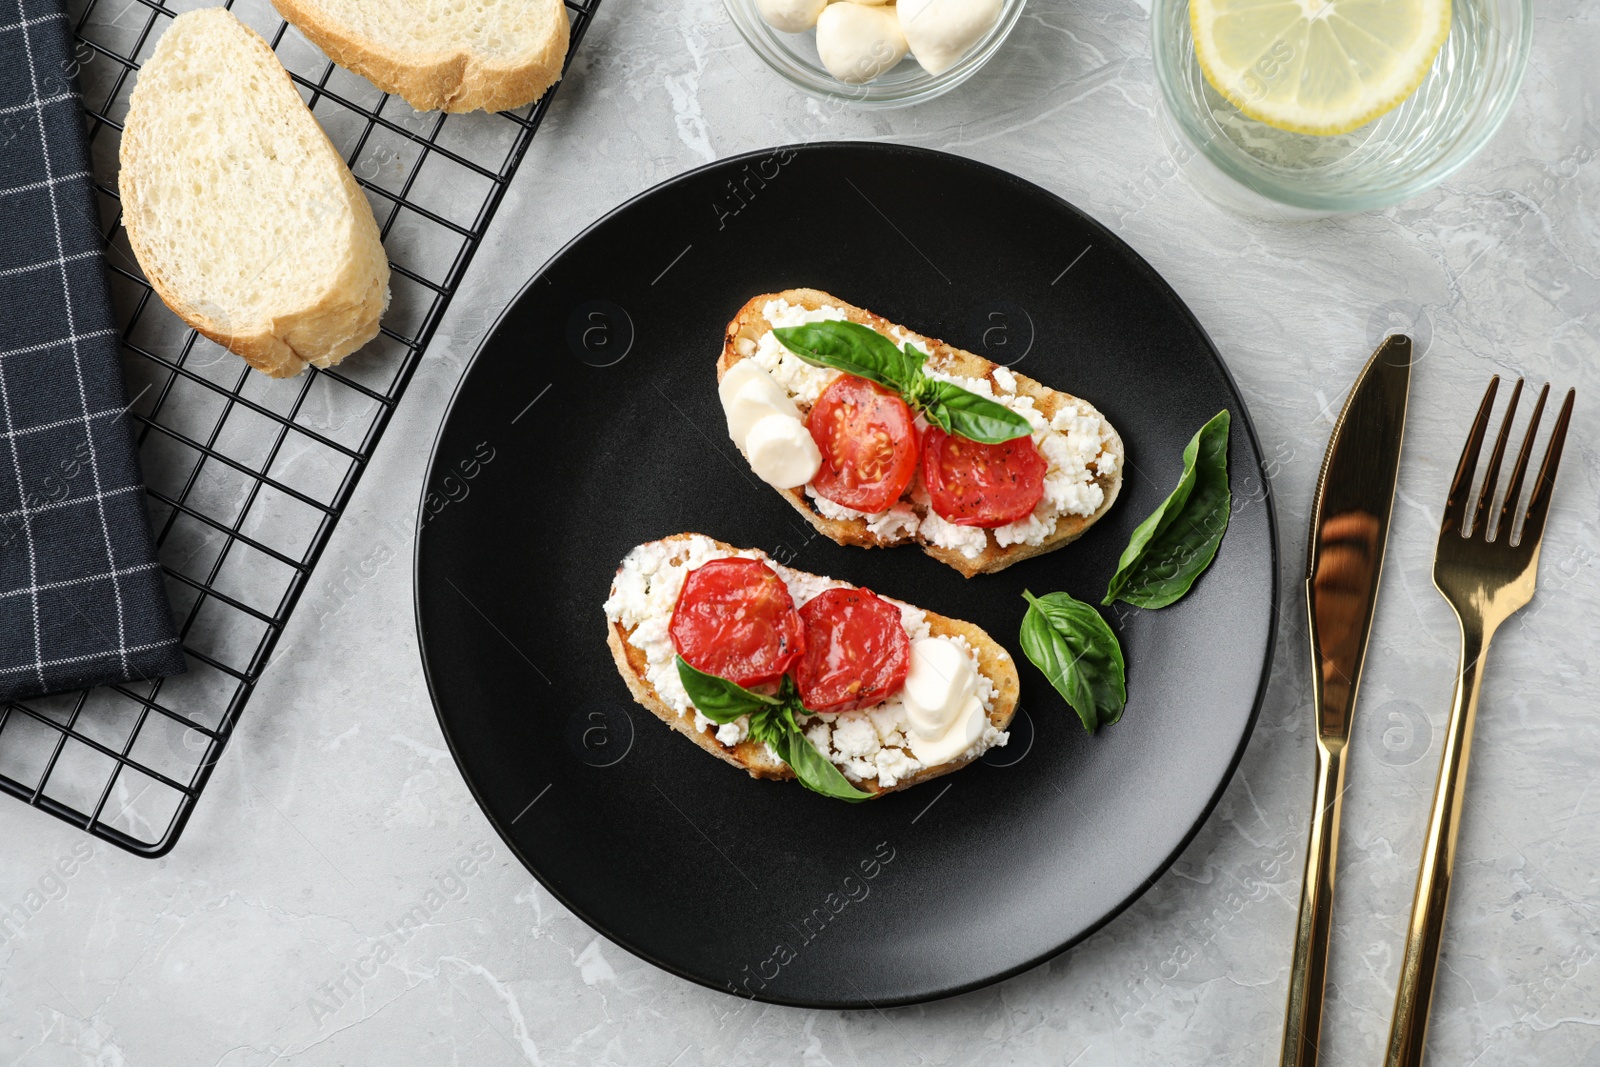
[{"xmin": 0, "ymin": 0, "xmax": 602, "ymax": 857}]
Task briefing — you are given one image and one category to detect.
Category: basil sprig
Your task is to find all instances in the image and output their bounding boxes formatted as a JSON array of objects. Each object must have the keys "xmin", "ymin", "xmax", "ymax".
[
  {"xmin": 1104, "ymin": 410, "xmax": 1232, "ymax": 609},
  {"xmin": 772, "ymin": 320, "xmax": 920, "ymax": 391},
  {"xmin": 773, "ymin": 321, "xmax": 1032, "ymax": 445},
  {"xmin": 673, "ymin": 656, "xmax": 778, "ymax": 722},
  {"xmin": 1019, "ymin": 590, "xmax": 1127, "ymax": 733},
  {"xmin": 675, "ymin": 657, "xmax": 874, "ymax": 802}
]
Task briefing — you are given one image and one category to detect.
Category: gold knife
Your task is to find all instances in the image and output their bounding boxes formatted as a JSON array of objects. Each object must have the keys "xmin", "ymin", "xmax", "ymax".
[{"xmin": 1280, "ymin": 335, "xmax": 1413, "ymax": 1067}]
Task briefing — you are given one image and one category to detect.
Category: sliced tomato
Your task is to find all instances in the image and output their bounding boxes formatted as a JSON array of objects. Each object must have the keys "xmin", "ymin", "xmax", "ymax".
[
  {"xmin": 807, "ymin": 375, "xmax": 918, "ymax": 513},
  {"xmin": 922, "ymin": 426, "xmax": 1047, "ymax": 527},
  {"xmin": 794, "ymin": 587, "xmax": 911, "ymax": 714},
  {"xmin": 669, "ymin": 558, "xmax": 804, "ymax": 688}
]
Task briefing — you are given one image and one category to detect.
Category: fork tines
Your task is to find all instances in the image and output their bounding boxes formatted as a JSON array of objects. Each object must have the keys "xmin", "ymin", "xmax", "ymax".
[{"xmin": 1444, "ymin": 377, "xmax": 1576, "ymax": 547}]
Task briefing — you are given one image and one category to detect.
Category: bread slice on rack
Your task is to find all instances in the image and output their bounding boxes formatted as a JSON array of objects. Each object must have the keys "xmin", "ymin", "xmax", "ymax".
[
  {"xmin": 272, "ymin": 0, "xmax": 570, "ymax": 113},
  {"xmin": 119, "ymin": 8, "xmax": 389, "ymax": 379},
  {"xmin": 604, "ymin": 533, "xmax": 1021, "ymax": 797},
  {"xmin": 720, "ymin": 289, "xmax": 1125, "ymax": 578}
]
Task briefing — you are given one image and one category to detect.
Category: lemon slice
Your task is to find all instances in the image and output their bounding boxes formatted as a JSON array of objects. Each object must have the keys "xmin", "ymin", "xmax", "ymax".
[{"xmin": 1190, "ymin": 0, "xmax": 1452, "ymax": 136}]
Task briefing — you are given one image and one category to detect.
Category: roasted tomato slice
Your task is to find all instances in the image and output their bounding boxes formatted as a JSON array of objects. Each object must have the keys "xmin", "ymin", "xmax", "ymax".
[
  {"xmin": 794, "ymin": 587, "xmax": 911, "ymax": 714},
  {"xmin": 922, "ymin": 426, "xmax": 1047, "ymax": 528},
  {"xmin": 807, "ymin": 375, "xmax": 918, "ymax": 513},
  {"xmin": 670, "ymin": 558, "xmax": 804, "ymax": 688}
]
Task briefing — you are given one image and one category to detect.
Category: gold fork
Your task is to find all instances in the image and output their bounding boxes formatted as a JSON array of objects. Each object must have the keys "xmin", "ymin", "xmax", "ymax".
[{"xmin": 1383, "ymin": 377, "xmax": 1576, "ymax": 1067}]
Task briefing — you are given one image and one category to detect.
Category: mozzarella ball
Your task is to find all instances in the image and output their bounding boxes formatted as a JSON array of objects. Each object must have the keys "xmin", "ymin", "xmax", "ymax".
[
  {"xmin": 815, "ymin": 2, "xmax": 908, "ymax": 83},
  {"xmin": 755, "ymin": 0, "xmax": 828, "ymax": 33},
  {"xmin": 898, "ymin": 0, "xmax": 1003, "ymax": 75},
  {"xmin": 745, "ymin": 414, "xmax": 822, "ymax": 489}
]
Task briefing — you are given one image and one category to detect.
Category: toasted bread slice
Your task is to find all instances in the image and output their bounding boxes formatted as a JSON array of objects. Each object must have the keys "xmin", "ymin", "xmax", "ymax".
[
  {"xmin": 272, "ymin": 0, "xmax": 570, "ymax": 113},
  {"xmin": 119, "ymin": 9, "xmax": 389, "ymax": 378},
  {"xmin": 720, "ymin": 289, "xmax": 1125, "ymax": 578},
  {"xmin": 604, "ymin": 534, "xmax": 1020, "ymax": 797}
]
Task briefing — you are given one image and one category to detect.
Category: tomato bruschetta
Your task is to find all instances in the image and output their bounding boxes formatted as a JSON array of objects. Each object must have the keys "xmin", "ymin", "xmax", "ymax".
[
  {"xmin": 603, "ymin": 534, "xmax": 1019, "ymax": 799},
  {"xmin": 717, "ymin": 289, "xmax": 1124, "ymax": 578}
]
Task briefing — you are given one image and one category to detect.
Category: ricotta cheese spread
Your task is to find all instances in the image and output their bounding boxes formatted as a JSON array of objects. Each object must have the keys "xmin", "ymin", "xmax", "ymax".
[
  {"xmin": 754, "ymin": 298, "xmax": 1118, "ymax": 561},
  {"xmin": 749, "ymin": 299, "xmax": 845, "ymax": 404},
  {"xmin": 602, "ymin": 534, "xmax": 1006, "ymax": 787}
]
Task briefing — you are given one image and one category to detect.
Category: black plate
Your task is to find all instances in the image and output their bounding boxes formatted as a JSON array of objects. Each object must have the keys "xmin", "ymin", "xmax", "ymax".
[{"xmin": 415, "ymin": 142, "xmax": 1278, "ymax": 1008}]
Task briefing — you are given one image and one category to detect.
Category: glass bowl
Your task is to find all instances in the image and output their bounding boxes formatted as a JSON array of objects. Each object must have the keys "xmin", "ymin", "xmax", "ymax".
[
  {"xmin": 1152, "ymin": 0, "xmax": 1532, "ymax": 216},
  {"xmin": 724, "ymin": 0, "xmax": 1028, "ymax": 109}
]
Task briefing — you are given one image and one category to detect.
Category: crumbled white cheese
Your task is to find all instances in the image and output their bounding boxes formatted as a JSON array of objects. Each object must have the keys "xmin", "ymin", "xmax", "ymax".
[
  {"xmin": 805, "ymin": 485, "xmax": 922, "ymax": 540},
  {"xmin": 896, "ymin": 602, "xmax": 932, "ymax": 642},
  {"xmin": 867, "ymin": 703, "xmax": 908, "ymax": 747},
  {"xmin": 968, "ymin": 725, "xmax": 1008, "ymax": 762},
  {"xmin": 804, "ymin": 718, "xmax": 831, "ymax": 754},
  {"xmin": 831, "ymin": 715, "xmax": 880, "ymax": 759},
  {"xmin": 918, "ymin": 507, "xmax": 989, "ymax": 559},
  {"xmin": 915, "ymin": 476, "xmax": 985, "ymax": 559},
  {"xmin": 888, "ymin": 330, "xmax": 930, "ymax": 357},
  {"xmin": 874, "ymin": 746, "xmax": 920, "ymax": 786},
  {"xmin": 749, "ymin": 300, "xmax": 848, "ymax": 404},
  {"xmin": 604, "ymin": 533, "xmax": 1004, "ymax": 784},
  {"xmin": 991, "ymin": 365, "xmax": 1017, "ymax": 394}
]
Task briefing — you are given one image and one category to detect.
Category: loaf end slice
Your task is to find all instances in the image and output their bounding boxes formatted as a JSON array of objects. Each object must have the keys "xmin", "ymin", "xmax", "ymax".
[
  {"xmin": 119, "ymin": 8, "xmax": 390, "ymax": 379},
  {"xmin": 271, "ymin": 0, "xmax": 570, "ymax": 113}
]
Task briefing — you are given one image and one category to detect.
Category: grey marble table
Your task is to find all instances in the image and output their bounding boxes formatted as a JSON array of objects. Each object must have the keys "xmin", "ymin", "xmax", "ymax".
[{"xmin": 3, "ymin": 1, "xmax": 1596, "ymax": 1063}]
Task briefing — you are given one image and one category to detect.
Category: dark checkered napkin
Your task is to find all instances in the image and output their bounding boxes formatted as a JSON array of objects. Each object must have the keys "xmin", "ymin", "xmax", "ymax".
[{"xmin": 0, "ymin": 0, "xmax": 184, "ymax": 700}]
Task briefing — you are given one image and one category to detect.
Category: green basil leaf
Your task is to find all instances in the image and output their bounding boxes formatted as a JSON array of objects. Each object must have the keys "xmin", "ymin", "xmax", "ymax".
[
  {"xmin": 1019, "ymin": 590, "xmax": 1127, "ymax": 733},
  {"xmin": 914, "ymin": 375, "xmax": 953, "ymax": 434},
  {"xmin": 915, "ymin": 379, "xmax": 1033, "ymax": 444},
  {"xmin": 747, "ymin": 707, "xmax": 786, "ymax": 748},
  {"xmin": 1103, "ymin": 410, "xmax": 1232, "ymax": 609},
  {"xmin": 745, "ymin": 676, "xmax": 799, "ymax": 746},
  {"xmin": 777, "ymin": 325, "xmax": 1029, "ymax": 445},
  {"xmin": 772, "ymin": 322, "xmax": 920, "ymax": 392},
  {"xmin": 772, "ymin": 707, "xmax": 874, "ymax": 803},
  {"xmin": 675, "ymin": 656, "xmax": 779, "ymax": 725}
]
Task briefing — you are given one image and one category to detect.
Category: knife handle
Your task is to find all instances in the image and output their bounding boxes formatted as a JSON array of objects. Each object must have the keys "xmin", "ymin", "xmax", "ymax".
[
  {"xmin": 1383, "ymin": 620, "xmax": 1491, "ymax": 1067},
  {"xmin": 1280, "ymin": 738, "xmax": 1348, "ymax": 1067}
]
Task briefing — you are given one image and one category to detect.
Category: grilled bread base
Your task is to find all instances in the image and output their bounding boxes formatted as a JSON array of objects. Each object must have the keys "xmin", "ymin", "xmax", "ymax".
[
  {"xmin": 606, "ymin": 534, "xmax": 1020, "ymax": 797},
  {"xmin": 719, "ymin": 289, "xmax": 1125, "ymax": 577}
]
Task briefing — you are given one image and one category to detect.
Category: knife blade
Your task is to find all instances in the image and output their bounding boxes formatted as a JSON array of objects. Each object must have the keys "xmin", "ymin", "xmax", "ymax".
[{"xmin": 1280, "ymin": 334, "xmax": 1413, "ymax": 1067}]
